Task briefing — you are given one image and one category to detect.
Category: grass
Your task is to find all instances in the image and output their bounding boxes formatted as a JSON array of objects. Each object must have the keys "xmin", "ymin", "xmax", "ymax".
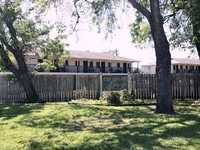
[{"xmin": 0, "ymin": 100, "xmax": 200, "ymax": 150}]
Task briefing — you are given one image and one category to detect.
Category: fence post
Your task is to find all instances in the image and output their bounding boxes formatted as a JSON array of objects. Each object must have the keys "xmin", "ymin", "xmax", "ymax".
[
  {"xmin": 100, "ymin": 72, "xmax": 103, "ymax": 98},
  {"xmin": 73, "ymin": 74, "xmax": 76, "ymax": 90},
  {"xmin": 128, "ymin": 73, "xmax": 131, "ymax": 91}
]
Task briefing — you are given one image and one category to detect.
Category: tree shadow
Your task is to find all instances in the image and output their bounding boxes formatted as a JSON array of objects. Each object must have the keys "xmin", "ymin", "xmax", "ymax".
[
  {"xmin": 4, "ymin": 102, "xmax": 200, "ymax": 149},
  {"xmin": 88, "ymin": 111, "xmax": 200, "ymax": 149},
  {"xmin": 64, "ymin": 104, "xmax": 200, "ymax": 149},
  {"xmin": 0, "ymin": 103, "xmax": 44, "ymax": 120}
]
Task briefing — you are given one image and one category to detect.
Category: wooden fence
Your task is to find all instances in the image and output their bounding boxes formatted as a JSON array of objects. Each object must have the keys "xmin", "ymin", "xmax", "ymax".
[{"xmin": 0, "ymin": 73, "xmax": 200, "ymax": 102}]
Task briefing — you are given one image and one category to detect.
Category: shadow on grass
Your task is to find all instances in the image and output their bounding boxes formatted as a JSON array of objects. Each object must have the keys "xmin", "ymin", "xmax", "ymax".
[
  {"xmin": 0, "ymin": 103, "xmax": 44, "ymax": 120},
  {"xmin": 4, "ymin": 102, "xmax": 200, "ymax": 150},
  {"xmin": 69, "ymin": 107, "xmax": 200, "ymax": 149},
  {"xmin": 67, "ymin": 104, "xmax": 200, "ymax": 149}
]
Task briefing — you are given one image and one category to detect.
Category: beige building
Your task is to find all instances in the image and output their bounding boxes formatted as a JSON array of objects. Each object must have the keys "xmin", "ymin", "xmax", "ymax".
[
  {"xmin": 25, "ymin": 50, "xmax": 140, "ymax": 73},
  {"xmin": 141, "ymin": 58, "xmax": 200, "ymax": 74}
]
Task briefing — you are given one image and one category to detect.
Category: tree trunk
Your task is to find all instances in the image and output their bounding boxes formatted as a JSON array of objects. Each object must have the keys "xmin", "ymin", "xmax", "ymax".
[
  {"xmin": 0, "ymin": 46, "xmax": 39, "ymax": 103},
  {"xmin": 196, "ymin": 42, "xmax": 200, "ymax": 59},
  {"xmin": 128, "ymin": 0, "xmax": 174, "ymax": 113},
  {"xmin": 0, "ymin": 2, "xmax": 39, "ymax": 103},
  {"xmin": 149, "ymin": 0, "xmax": 174, "ymax": 114},
  {"xmin": 152, "ymin": 27, "xmax": 174, "ymax": 113},
  {"xmin": 15, "ymin": 71, "xmax": 39, "ymax": 103},
  {"xmin": 13, "ymin": 51, "xmax": 39, "ymax": 102}
]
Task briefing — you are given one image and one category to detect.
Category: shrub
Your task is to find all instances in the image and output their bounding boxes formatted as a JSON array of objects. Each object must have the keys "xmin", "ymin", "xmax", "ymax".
[
  {"xmin": 130, "ymin": 90, "xmax": 136, "ymax": 100},
  {"xmin": 107, "ymin": 91, "xmax": 121, "ymax": 105},
  {"xmin": 121, "ymin": 90, "xmax": 136, "ymax": 101}
]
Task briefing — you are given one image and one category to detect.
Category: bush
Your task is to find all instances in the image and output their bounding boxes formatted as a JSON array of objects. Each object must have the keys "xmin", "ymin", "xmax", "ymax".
[
  {"xmin": 130, "ymin": 90, "xmax": 136, "ymax": 100},
  {"xmin": 107, "ymin": 91, "xmax": 121, "ymax": 105},
  {"xmin": 121, "ymin": 90, "xmax": 136, "ymax": 101}
]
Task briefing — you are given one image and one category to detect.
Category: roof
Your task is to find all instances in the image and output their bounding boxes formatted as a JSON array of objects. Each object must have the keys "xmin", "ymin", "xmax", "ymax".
[
  {"xmin": 172, "ymin": 58, "xmax": 200, "ymax": 65},
  {"xmin": 63, "ymin": 50, "xmax": 140, "ymax": 62},
  {"xmin": 26, "ymin": 50, "xmax": 140, "ymax": 63},
  {"xmin": 142, "ymin": 58, "xmax": 200, "ymax": 66}
]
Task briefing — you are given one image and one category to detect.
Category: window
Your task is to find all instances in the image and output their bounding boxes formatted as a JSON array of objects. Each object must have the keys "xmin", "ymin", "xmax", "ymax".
[
  {"xmin": 128, "ymin": 63, "xmax": 131, "ymax": 68},
  {"xmin": 38, "ymin": 59, "xmax": 43, "ymax": 63},
  {"xmin": 173, "ymin": 65, "xmax": 178, "ymax": 71},
  {"xmin": 53, "ymin": 59, "xmax": 58, "ymax": 65},
  {"xmin": 75, "ymin": 61, "xmax": 80, "ymax": 66},
  {"xmin": 90, "ymin": 61, "xmax": 93, "ymax": 67},
  {"xmin": 96, "ymin": 62, "xmax": 100, "ymax": 68},
  {"xmin": 117, "ymin": 63, "xmax": 120, "ymax": 68},
  {"xmin": 108, "ymin": 62, "xmax": 111, "ymax": 67},
  {"xmin": 173, "ymin": 65, "xmax": 176, "ymax": 70},
  {"xmin": 65, "ymin": 60, "xmax": 68, "ymax": 66},
  {"xmin": 180, "ymin": 65, "xmax": 183, "ymax": 69},
  {"xmin": 185, "ymin": 66, "xmax": 188, "ymax": 69}
]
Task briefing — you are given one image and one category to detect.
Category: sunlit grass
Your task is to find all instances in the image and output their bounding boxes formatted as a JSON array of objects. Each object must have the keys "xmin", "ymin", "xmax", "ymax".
[{"xmin": 0, "ymin": 100, "xmax": 200, "ymax": 149}]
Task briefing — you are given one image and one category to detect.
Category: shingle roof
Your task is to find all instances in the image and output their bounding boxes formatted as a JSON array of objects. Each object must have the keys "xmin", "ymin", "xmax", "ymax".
[
  {"xmin": 142, "ymin": 58, "xmax": 200, "ymax": 66},
  {"xmin": 63, "ymin": 50, "xmax": 140, "ymax": 62},
  {"xmin": 172, "ymin": 58, "xmax": 200, "ymax": 65}
]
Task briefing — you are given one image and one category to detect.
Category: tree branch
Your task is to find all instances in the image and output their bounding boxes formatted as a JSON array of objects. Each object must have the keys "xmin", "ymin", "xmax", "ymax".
[
  {"xmin": 149, "ymin": 0, "xmax": 165, "ymax": 25},
  {"xmin": 4, "ymin": 1, "xmax": 18, "ymax": 41},
  {"xmin": 72, "ymin": 0, "xmax": 81, "ymax": 32},
  {"xmin": 163, "ymin": 6, "xmax": 183, "ymax": 23},
  {"xmin": 0, "ymin": 44, "xmax": 19, "ymax": 73},
  {"xmin": 128, "ymin": 0, "xmax": 152, "ymax": 21}
]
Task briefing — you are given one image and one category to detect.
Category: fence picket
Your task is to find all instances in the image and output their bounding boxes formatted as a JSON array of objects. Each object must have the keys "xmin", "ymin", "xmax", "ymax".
[{"xmin": 0, "ymin": 73, "xmax": 200, "ymax": 102}]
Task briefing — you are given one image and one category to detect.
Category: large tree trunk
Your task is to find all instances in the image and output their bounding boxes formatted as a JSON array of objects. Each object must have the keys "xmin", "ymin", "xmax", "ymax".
[
  {"xmin": 128, "ymin": 0, "xmax": 174, "ymax": 113},
  {"xmin": 14, "ymin": 71, "xmax": 39, "ymax": 103},
  {"xmin": 150, "ymin": 0, "xmax": 174, "ymax": 114},
  {"xmin": 191, "ymin": 0, "xmax": 200, "ymax": 59},
  {"xmin": 154, "ymin": 33, "xmax": 174, "ymax": 113},
  {"xmin": 0, "ymin": 2, "xmax": 39, "ymax": 103},
  {"xmin": 0, "ymin": 46, "xmax": 39, "ymax": 102},
  {"xmin": 14, "ymin": 51, "xmax": 39, "ymax": 102}
]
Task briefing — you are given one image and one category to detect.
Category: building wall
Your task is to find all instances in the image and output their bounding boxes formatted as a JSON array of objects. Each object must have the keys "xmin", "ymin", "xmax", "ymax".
[
  {"xmin": 141, "ymin": 65, "xmax": 156, "ymax": 74},
  {"xmin": 66, "ymin": 58, "xmax": 131, "ymax": 68},
  {"xmin": 171, "ymin": 64, "xmax": 200, "ymax": 73},
  {"xmin": 25, "ymin": 55, "xmax": 134, "ymax": 73},
  {"xmin": 25, "ymin": 56, "xmax": 37, "ymax": 65},
  {"xmin": 141, "ymin": 64, "xmax": 200, "ymax": 74}
]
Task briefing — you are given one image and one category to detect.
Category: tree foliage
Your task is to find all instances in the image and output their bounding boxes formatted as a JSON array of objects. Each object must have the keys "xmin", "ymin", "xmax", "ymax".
[
  {"xmin": 128, "ymin": 0, "xmax": 200, "ymax": 57},
  {"xmin": 69, "ymin": 0, "xmax": 174, "ymax": 114},
  {"xmin": 0, "ymin": 0, "xmax": 65, "ymax": 102},
  {"xmin": 169, "ymin": 0, "xmax": 200, "ymax": 58}
]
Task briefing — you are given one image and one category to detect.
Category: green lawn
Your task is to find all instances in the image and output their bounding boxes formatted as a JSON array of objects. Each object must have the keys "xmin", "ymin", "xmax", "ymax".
[{"xmin": 0, "ymin": 100, "xmax": 200, "ymax": 150}]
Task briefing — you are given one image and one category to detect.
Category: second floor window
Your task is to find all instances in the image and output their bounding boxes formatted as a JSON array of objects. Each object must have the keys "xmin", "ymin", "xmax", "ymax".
[
  {"xmin": 38, "ymin": 59, "xmax": 43, "ymax": 63},
  {"xmin": 128, "ymin": 63, "xmax": 131, "ymax": 68},
  {"xmin": 108, "ymin": 62, "xmax": 111, "ymax": 67},
  {"xmin": 96, "ymin": 62, "xmax": 100, "ymax": 68},
  {"xmin": 65, "ymin": 60, "xmax": 68, "ymax": 66},
  {"xmin": 90, "ymin": 61, "xmax": 93, "ymax": 67},
  {"xmin": 117, "ymin": 63, "xmax": 120, "ymax": 68},
  {"xmin": 75, "ymin": 61, "xmax": 80, "ymax": 66}
]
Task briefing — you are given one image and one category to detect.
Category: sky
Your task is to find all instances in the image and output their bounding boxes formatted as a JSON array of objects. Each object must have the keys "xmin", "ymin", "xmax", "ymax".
[
  {"xmin": 66, "ymin": 25, "xmax": 195, "ymax": 65},
  {"xmin": 44, "ymin": 4, "xmax": 198, "ymax": 65}
]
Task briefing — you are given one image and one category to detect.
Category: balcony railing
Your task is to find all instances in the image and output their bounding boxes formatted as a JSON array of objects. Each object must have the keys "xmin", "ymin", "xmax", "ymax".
[
  {"xmin": 27, "ymin": 64, "xmax": 139, "ymax": 73},
  {"xmin": 172, "ymin": 69, "xmax": 200, "ymax": 73}
]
